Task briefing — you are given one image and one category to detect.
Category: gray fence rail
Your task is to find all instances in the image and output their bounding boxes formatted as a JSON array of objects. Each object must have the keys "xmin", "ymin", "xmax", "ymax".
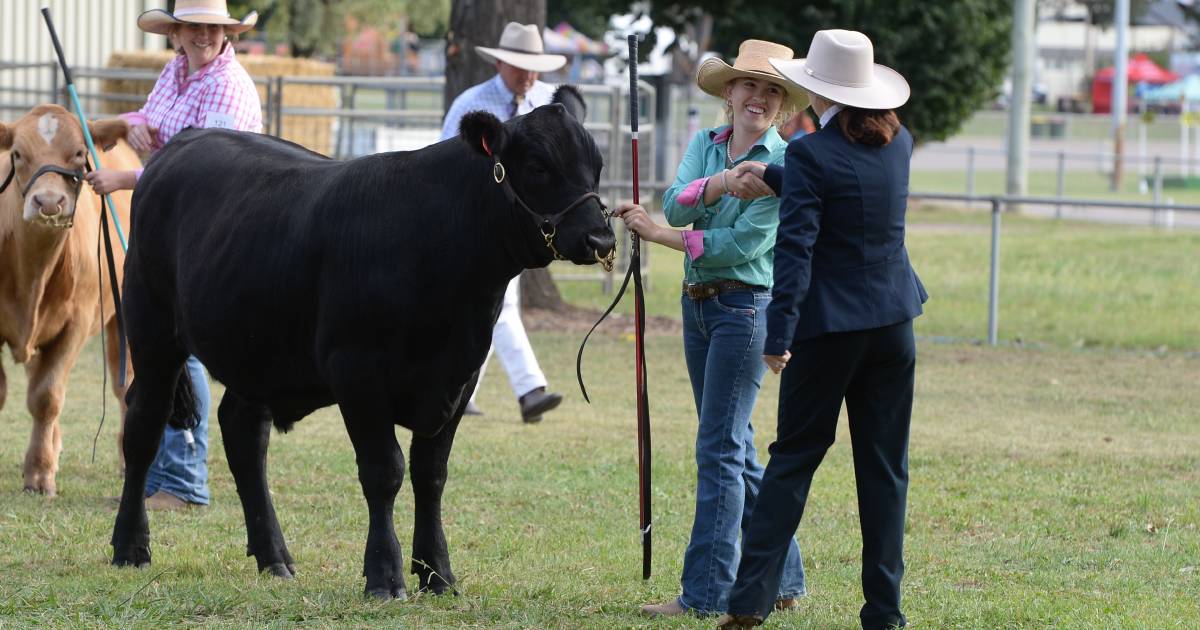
[
  {"xmin": 1, "ymin": 63, "xmax": 674, "ymax": 292},
  {"xmin": 910, "ymin": 192, "xmax": 1200, "ymax": 346}
]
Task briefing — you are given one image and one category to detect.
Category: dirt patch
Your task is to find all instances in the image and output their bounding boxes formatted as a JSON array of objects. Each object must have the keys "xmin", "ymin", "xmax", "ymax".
[{"xmin": 522, "ymin": 305, "xmax": 682, "ymax": 336}]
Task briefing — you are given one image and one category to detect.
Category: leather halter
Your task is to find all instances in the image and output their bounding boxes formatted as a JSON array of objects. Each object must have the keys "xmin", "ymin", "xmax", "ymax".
[
  {"xmin": 480, "ymin": 137, "xmax": 614, "ymax": 270},
  {"xmin": 0, "ymin": 151, "xmax": 84, "ymax": 210}
]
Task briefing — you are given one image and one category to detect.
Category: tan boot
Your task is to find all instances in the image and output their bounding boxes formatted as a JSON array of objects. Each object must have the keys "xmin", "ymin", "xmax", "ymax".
[
  {"xmin": 640, "ymin": 598, "xmax": 689, "ymax": 617},
  {"xmin": 774, "ymin": 597, "xmax": 801, "ymax": 611},
  {"xmin": 145, "ymin": 490, "xmax": 193, "ymax": 511}
]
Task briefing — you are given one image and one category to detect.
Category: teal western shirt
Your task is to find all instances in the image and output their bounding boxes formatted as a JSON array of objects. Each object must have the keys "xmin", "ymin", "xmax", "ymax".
[{"xmin": 662, "ymin": 125, "xmax": 787, "ymax": 288}]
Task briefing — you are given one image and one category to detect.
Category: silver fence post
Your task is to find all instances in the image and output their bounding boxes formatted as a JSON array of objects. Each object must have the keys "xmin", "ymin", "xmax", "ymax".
[
  {"xmin": 1153, "ymin": 156, "xmax": 1163, "ymax": 206},
  {"xmin": 49, "ymin": 62, "xmax": 60, "ymax": 107},
  {"xmin": 988, "ymin": 197, "xmax": 1001, "ymax": 347},
  {"xmin": 272, "ymin": 76, "xmax": 285, "ymax": 138},
  {"xmin": 966, "ymin": 146, "xmax": 976, "ymax": 196},
  {"xmin": 1153, "ymin": 156, "xmax": 1163, "ymax": 225},
  {"xmin": 1055, "ymin": 151, "xmax": 1065, "ymax": 219}
]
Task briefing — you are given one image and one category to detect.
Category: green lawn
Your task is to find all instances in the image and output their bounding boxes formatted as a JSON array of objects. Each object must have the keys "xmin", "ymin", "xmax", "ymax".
[
  {"xmin": 1, "ymin": 211, "xmax": 1198, "ymax": 627},
  {"xmin": 956, "ymin": 111, "xmax": 1184, "ymax": 143},
  {"xmin": 560, "ymin": 206, "xmax": 1200, "ymax": 350},
  {"xmin": 911, "ymin": 168, "xmax": 1200, "ymax": 206}
]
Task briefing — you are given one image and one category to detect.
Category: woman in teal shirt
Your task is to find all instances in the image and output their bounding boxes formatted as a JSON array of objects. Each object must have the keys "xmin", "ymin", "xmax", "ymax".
[{"xmin": 615, "ymin": 39, "xmax": 809, "ymax": 618}]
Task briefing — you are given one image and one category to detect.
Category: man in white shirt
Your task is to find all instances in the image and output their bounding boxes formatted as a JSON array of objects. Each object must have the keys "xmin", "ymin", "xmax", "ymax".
[{"xmin": 440, "ymin": 22, "xmax": 567, "ymax": 423}]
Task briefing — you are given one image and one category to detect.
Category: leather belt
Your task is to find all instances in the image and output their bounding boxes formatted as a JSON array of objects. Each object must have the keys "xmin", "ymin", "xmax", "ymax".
[{"xmin": 682, "ymin": 279, "xmax": 765, "ymax": 300}]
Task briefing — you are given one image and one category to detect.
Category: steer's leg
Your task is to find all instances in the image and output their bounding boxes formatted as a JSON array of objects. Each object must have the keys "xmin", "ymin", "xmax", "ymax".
[
  {"xmin": 339, "ymin": 396, "xmax": 407, "ymax": 600},
  {"xmin": 409, "ymin": 404, "xmax": 463, "ymax": 595},
  {"xmin": 22, "ymin": 323, "xmax": 89, "ymax": 496},
  {"xmin": 218, "ymin": 391, "xmax": 296, "ymax": 578},
  {"xmin": 112, "ymin": 266, "xmax": 187, "ymax": 569},
  {"xmin": 111, "ymin": 359, "xmax": 184, "ymax": 568}
]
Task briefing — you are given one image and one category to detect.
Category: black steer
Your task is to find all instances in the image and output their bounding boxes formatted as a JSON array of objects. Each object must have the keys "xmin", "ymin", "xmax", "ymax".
[{"xmin": 111, "ymin": 86, "xmax": 615, "ymax": 599}]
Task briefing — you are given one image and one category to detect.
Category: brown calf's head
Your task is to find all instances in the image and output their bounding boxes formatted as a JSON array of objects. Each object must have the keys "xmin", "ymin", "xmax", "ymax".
[{"xmin": 0, "ymin": 104, "xmax": 127, "ymax": 229}]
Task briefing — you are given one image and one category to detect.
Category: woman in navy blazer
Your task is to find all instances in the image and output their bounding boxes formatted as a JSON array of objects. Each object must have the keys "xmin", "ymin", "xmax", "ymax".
[{"xmin": 718, "ymin": 30, "xmax": 926, "ymax": 630}]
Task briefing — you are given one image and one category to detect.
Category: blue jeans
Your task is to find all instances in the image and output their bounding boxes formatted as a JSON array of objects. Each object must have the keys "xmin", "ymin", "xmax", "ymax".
[
  {"xmin": 677, "ymin": 289, "xmax": 806, "ymax": 615},
  {"xmin": 145, "ymin": 355, "xmax": 211, "ymax": 505}
]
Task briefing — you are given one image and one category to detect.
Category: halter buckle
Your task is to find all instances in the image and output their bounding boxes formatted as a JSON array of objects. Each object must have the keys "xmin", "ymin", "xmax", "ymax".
[
  {"xmin": 541, "ymin": 225, "xmax": 565, "ymax": 260},
  {"xmin": 493, "ymin": 161, "xmax": 506, "ymax": 184}
]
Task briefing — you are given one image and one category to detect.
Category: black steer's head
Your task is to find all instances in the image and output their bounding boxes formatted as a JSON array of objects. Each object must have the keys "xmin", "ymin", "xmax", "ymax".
[{"xmin": 460, "ymin": 86, "xmax": 616, "ymax": 269}]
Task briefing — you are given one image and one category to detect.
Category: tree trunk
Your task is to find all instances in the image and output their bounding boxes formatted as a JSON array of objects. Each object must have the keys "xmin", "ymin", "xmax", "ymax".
[
  {"xmin": 445, "ymin": 0, "xmax": 566, "ymax": 310},
  {"xmin": 519, "ymin": 268, "xmax": 566, "ymax": 310}
]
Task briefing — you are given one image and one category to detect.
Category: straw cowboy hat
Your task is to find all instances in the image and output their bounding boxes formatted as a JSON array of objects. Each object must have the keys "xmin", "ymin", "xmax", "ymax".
[
  {"xmin": 476, "ymin": 22, "xmax": 567, "ymax": 73},
  {"xmin": 696, "ymin": 40, "xmax": 808, "ymax": 113},
  {"xmin": 769, "ymin": 30, "xmax": 910, "ymax": 110},
  {"xmin": 137, "ymin": 0, "xmax": 258, "ymax": 36}
]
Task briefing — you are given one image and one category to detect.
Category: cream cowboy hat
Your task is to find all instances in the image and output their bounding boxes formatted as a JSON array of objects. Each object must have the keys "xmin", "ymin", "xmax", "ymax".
[
  {"xmin": 769, "ymin": 30, "xmax": 910, "ymax": 110},
  {"xmin": 137, "ymin": 0, "xmax": 258, "ymax": 36},
  {"xmin": 475, "ymin": 22, "xmax": 567, "ymax": 73},
  {"xmin": 696, "ymin": 40, "xmax": 808, "ymax": 113}
]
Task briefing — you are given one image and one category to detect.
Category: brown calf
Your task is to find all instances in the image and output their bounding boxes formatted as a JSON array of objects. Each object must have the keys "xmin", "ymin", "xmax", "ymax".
[{"xmin": 0, "ymin": 104, "xmax": 138, "ymax": 495}]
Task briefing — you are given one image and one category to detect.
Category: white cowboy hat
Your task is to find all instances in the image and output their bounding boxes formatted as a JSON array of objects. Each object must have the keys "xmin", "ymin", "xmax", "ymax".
[
  {"xmin": 696, "ymin": 40, "xmax": 807, "ymax": 113},
  {"xmin": 137, "ymin": 0, "xmax": 258, "ymax": 36},
  {"xmin": 769, "ymin": 30, "xmax": 909, "ymax": 110},
  {"xmin": 476, "ymin": 22, "xmax": 567, "ymax": 73}
]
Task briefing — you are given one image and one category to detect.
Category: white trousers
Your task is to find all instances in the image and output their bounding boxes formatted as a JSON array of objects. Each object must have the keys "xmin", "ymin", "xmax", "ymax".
[{"xmin": 471, "ymin": 277, "xmax": 547, "ymax": 401}]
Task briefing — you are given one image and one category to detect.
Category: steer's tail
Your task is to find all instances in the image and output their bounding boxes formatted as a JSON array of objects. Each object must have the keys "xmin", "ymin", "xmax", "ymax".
[{"xmin": 166, "ymin": 366, "xmax": 201, "ymax": 431}]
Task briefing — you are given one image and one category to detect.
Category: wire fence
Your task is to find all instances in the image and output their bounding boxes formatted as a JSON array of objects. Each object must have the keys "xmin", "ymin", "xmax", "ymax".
[
  {"xmin": 910, "ymin": 191, "xmax": 1200, "ymax": 346},
  {"xmin": 0, "ymin": 62, "xmax": 681, "ymax": 292}
]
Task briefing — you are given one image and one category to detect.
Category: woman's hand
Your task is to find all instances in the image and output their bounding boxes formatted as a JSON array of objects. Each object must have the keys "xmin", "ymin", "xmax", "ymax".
[
  {"xmin": 85, "ymin": 168, "xmax": 136, "ymax": 195},
  {"xmin": 728, "ymin": 161, "xmax": 774, "ymax": 200},
  {"xmin": 732, "ymin": 160, "xmax": 767, "ymax": 180},
  {"xmin": 126, "ymin": 123, "xmax": 158, "ymax": 154},
  {"xmin": 613, "ymin": 202, "xmax": 664, "ymax": 243},
  {"xmin": 763, "ymin": 351, "xmax": 791, "ymax": 374}
]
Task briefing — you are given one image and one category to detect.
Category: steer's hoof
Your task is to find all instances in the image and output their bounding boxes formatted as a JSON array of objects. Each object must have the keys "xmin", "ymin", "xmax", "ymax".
[
  {"xmin": 262, "ymin": 562, "xmax": 296, "ymax": 579},
  {"xmin": 23, "ymin": 475, "xmax": 57, "ymax": 497},
  {"xmin": 365, "ymin": 585, "xmax": 407, "ymax": 601},
  {"xmin": 112, "ymin": 550, "xmax": 151, "ymax": 569}
]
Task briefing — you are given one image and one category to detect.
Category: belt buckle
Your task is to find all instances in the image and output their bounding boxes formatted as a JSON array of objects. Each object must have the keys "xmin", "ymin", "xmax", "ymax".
[{"xmin": 685, "ymin": 283, "xmax": 716, "ymax": 300}]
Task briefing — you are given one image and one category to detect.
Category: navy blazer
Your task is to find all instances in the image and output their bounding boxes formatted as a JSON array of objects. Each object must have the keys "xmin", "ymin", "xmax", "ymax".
[{"xmin": 761, "ymin": 118, "xmax": 927, "ymax": 355}]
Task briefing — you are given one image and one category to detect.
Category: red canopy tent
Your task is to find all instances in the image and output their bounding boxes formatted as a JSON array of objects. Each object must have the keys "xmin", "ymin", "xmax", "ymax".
[{"xmin": 1092, "ymin": 53, "xmax": 1178, "ymax": 113}]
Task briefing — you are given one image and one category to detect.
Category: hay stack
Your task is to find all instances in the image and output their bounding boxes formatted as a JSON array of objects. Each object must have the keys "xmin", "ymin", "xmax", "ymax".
[{"xmin": 102, "ymin": 51, "xmax": 337, "ymax": 155}]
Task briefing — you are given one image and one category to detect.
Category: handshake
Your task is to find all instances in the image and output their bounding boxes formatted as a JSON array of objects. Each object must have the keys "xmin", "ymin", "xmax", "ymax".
[{"xmin": 723, "ymin": 161, "xmax": 775, "ymax": 200}]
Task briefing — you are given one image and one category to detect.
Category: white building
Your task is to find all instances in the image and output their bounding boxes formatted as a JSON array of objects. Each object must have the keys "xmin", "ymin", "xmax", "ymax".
[
  {"xmin": 1037, "ymin": 0, "xmax": 1190, "ymax": 107},
  {"xmin": 1, "ymin": 0, "xmax": 166, "ymax": 117}
]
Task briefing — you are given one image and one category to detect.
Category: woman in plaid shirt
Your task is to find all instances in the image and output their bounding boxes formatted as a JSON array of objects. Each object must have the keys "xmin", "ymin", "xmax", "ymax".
[{"xmin": 87, "ymin": 0, "xmax": 262, "ymax": 511}]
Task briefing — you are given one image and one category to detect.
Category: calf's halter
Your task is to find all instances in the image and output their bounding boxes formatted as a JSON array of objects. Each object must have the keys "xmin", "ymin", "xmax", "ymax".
[
  {"xmin": 0, "ymin": 151, "xmax": 84, "ymax": 227},
  {"xmin": 481, "ymin": 137, "xmax": 615, "ymax": 271}
]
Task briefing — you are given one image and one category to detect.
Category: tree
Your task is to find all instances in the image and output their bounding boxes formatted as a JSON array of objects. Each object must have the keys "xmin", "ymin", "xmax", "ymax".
[
  {"xmin": 444, "ymin": 0, "xmax": 567, "ymax": 310},
  {"xmin": 547, "ymin": 0, "xmax": 1014, "ymax": 142},
  {"xmin": 224, "ymin": 0, "xmax": 448, "ymax": 57}
]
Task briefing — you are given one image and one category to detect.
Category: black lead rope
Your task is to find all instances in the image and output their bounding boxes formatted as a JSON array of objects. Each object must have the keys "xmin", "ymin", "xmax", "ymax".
[
  {"xmin": 86, "ymin": 159, "xmax": 128, "ymax": 388},
  {"xmin": 86, "ymin": 159, "xmax": 128, "ymax": 464},
  {"xmin": 575, "ymin": 258, "xmax": 636, "ymax": 403}
]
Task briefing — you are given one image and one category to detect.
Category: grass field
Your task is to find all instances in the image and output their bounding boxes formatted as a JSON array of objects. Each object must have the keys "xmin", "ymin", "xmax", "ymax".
[
  {"xmin": 561, "ymin": 206, "xmax": 1200, "ymax": 350},
  {"xmin": 910, "ymin": 168, "xmax": 1200, "ymax": 207},
  {"xmin": 1, "ymin": 209, "xmax": 1197, "ymax": 628},
  {"xmin": 955, "ymin": 111, "xmax": 1184, "ymax": 143}
]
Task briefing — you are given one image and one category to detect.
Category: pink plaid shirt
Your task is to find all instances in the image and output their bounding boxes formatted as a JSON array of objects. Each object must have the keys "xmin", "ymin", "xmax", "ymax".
[{"xmin": 122, "ymin": 43, "xmax": 262, "ymax": 155}]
